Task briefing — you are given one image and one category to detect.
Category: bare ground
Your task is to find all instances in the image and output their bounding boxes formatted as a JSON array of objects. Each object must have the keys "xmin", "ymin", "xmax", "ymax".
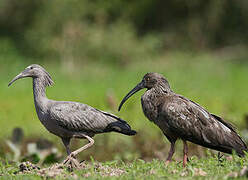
[{"xmin": 16, "ymin": 161, "xmax": 126, "ymax": 179}]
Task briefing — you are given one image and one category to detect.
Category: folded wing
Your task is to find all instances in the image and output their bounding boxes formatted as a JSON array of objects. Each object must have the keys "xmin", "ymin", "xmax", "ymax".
[
  {"xmin": 49, "ymin": 102, "xmax": 136, "ymax": 135},
  {"xmin": 160, "ymin": 95, "xmax": 247, "ymax": 156}
]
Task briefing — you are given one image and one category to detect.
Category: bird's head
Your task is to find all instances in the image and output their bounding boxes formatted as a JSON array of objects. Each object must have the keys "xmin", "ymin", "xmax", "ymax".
[
  {"xmin": 8, "ymin": 64, "xmax": 54, "ymax": 87},
  {"xmin": 142, "ymin": 72, "xmax": 170, "ymax": 89},
  {"xmin": 118, "ymin": 72, "xmax": 171, "ymax": 111}
]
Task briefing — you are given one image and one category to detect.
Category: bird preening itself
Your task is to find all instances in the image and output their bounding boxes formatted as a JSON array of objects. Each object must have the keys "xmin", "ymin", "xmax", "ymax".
[
  {"xmin": 118, "ymin": 72, "xmax": 247, "ymax": 167},
  {"xmin": 8, "ymin": 64, "xmax": 136, "ymax": 168}
]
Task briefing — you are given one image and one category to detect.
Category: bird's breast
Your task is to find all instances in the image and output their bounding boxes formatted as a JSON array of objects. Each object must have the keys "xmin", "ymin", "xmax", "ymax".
[
  {"xmin": 141, "ymin": 93, "xmax": 158, "ymax": 122},
  {"xmin": 37, "ymin": 112, "xmax": 73, "ymax": 138}
]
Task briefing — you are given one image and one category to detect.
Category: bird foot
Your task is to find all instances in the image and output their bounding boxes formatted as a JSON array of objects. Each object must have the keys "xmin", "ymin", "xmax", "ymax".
[
  {"xmin": 183, "ymin": 159, "xmax": 187, "ymax": 168},
  {"xmin": 165, "ymin": 160, "xmax": 171, "ymax": 166},
  {"xmin": 63, "ymin": 154, "xmax": 80, "ymax": 170}
]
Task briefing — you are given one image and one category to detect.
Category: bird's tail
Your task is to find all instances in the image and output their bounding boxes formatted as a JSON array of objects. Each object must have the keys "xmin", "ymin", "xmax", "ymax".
[
  {"xmin": 236, "ymin": 147, "xmax": 248, "ymax": 157},
  {"xmin": 210, "ymin": 114, "xmax": 248, "ymax": 157},
  {"xmin": 104, "ymin": 121, "xmax": 137, "ymax": 136},
  {"xmin": 95, "ymin": 109, "xmax": 137, "ymax": 136},
  {"xmin": 233, "ymin": 136, "xmax": 248, "ymax": 157}
]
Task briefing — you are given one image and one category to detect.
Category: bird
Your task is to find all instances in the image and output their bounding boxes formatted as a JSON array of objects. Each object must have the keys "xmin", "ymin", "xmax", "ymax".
[
  {"xmin": 118, "ymin": 72, "xmax": 247, "ymax": 167},
  {"xmin": 8, "ymin": 64, "xmax": 136, "ymax": 168},
  {"xmin": 6, "ymin": 127, "xmax": 24, "ymax": 161}
]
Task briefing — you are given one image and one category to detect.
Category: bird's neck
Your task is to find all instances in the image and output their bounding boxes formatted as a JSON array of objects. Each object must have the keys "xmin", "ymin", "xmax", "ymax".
[
  {"xmin": 153, "ymin": 83, "xmax": 173, "ymax": 95},
  {"xmin": 141, "ymin": 84, "xmax": 173, "ymax": 121},
  {"xmin": 33, "ymin": 77, "xmax": 49, "ymax": 112},
  {"xmin": 143, "ymin": 84, "xmax": 172, "ymax": 104},
  {"xmin": 143, "ymin": 84, "xmax": 173, "ymax": 103}
]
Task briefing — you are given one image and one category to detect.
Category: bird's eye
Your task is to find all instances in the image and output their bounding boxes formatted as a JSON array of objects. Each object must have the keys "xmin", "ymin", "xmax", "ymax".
[{"xmin": 30, "ymin": 67, "xmax": 33, "ymax": 69}]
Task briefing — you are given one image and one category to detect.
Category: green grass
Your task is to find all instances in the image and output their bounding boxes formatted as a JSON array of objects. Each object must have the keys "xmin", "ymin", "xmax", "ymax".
[{"xmin": 0, "ymin": 155, "xmax": 248, "ymax": 179}]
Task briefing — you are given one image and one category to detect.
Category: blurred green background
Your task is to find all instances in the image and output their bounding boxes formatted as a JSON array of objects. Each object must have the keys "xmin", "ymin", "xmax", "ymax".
[{"xmin": 0, "ymin": 0, "xmax": 248, "ymax": 163}]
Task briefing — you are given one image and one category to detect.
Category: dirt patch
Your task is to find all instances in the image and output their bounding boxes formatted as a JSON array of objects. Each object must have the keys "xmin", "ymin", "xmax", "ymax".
[
  {"xmin": 85, "ymin": 163, "xmax": 126, "ymax": 177},
  {"xmin": 16, "ymin": 161, "xmax": 125, "ymax": 178}
]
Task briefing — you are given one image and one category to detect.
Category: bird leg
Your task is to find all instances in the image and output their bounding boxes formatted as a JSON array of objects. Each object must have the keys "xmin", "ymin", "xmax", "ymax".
[
  {"xmin": 70, "ymin": 135, "xmax": 94, "ymax": 157},
  {"xmin": 62, "ymin": 137, "xmax": 79, "ymax": 169},
  {"xmin": 62, "ymin": 137, "xmax": 71, "ymax": 155},
  {"xmin": 165, "ymin": 142, "xmax": 175, "ymax": 165},
  {"xmin": 183, "ymin": 141, "xmax": 188, "ymax": 167},
  {"xmin": 63, "ymin": 135, "xmax": 94, "ymax": 169}
]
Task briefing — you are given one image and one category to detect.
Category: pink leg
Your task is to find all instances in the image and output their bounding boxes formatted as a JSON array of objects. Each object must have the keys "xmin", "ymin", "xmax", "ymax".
[
  {"xmin": 183, "ymin": 141, "xmax": 188, "ymax": 167},
  {"xmin": 165, "ymin": 142, "xmax": 175, "ymax": 165}
]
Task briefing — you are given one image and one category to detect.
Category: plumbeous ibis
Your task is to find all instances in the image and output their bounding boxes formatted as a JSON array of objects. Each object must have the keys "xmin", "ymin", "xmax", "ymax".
[
  {"xmin": 8, "ymin": 64, "xmax": 136, "ymax": 167},
  {"xmin": 118, "ymin": 72, "xmax": 247, "ymax": 167}
]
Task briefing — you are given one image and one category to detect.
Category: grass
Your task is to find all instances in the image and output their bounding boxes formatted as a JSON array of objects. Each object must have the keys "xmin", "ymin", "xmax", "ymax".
[
  {"xmin": 0, "ymin": 50, "xmax": 248, "ymax": 179},
  {"xmin": 0, "ymin": 155, "xmax": 248, "ymax": 179}
]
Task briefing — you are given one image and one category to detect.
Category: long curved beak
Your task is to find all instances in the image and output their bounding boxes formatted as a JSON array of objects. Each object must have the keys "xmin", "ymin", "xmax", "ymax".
[
  {"xmin": 118, "ymin": 81, "xmax": 145, "ymax": 111},
  {"xmin": 8, "ymin": 70, "xmax": 29, "ymax": 87}
]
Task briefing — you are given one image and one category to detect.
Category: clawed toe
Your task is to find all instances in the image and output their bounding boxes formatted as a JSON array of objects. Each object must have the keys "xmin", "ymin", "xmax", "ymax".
[{"xmin": 63, "ymin": 155, "xmax": 80, "ymax": 170}]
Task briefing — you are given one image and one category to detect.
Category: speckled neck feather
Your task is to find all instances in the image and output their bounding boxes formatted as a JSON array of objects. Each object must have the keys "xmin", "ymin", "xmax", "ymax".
[{"xmin": 154, "ymin": 80, "xmax": 173, "ymax": 95}]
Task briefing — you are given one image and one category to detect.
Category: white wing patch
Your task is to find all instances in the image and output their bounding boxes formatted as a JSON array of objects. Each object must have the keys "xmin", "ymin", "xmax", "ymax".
[
  {"xmin": 219, "ymin": 122, "xmax": 231, "ymax": 133},
  {"xmin": 200, "ymin": 109, "xmax": 210, "ymax": 119},
  {"xmin": 191, "ymin": 103, "xmax": 210, "ymax": 119},
  {"xmin": 202, "ymin": 133, "xmax": 211, "ymax": 143}
]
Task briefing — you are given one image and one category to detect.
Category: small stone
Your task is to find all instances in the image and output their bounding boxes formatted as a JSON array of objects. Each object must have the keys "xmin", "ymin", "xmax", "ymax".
[
  {"xmin": 194, "ymin": 168, "xmax": 207, "ymax": 176},
  {"xmin": 240, "ymin": 166, "xmax": 248, "ymax": 177},
  {"xmin": 228, "ymin": 172, "xmax": 239, "ymax": 178}
]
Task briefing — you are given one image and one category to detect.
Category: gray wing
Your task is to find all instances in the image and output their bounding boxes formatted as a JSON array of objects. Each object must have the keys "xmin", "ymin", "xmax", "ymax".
[
  {"xmin": 160, "ymin": 95, "xmax": 247, "ymax": 155},
  {"xmin": 49, "ymin": 102, "xmax": 117, "ymax": 133}
]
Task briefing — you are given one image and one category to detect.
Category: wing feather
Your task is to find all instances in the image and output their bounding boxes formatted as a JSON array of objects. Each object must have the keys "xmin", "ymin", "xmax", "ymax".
[
  {"xmin": 161, "ymin": 95, "xmax": 246, "ymax": 154},
  {"xmin": 49, "ymin": 102, "xmax": 117, "ymax": 132}
]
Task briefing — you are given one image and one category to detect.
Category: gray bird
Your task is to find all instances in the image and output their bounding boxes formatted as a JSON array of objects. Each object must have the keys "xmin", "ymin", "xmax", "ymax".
[
  {"xmin": 118, "ymin": 72, "xmax": 247, "ymax": 167},
  {"xmin": 8, "ymin": 64, "xmax": 136, "ymax": 167}
]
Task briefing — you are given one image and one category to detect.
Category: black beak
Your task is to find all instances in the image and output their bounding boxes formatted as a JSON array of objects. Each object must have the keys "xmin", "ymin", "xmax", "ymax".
[
  {"xmin": 118, "ymin": 81, "xmax": 145, "ymax": 111},
  {"xmin": 8, "ymin": 69, "xmax": 30, "ymax": 87}
]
